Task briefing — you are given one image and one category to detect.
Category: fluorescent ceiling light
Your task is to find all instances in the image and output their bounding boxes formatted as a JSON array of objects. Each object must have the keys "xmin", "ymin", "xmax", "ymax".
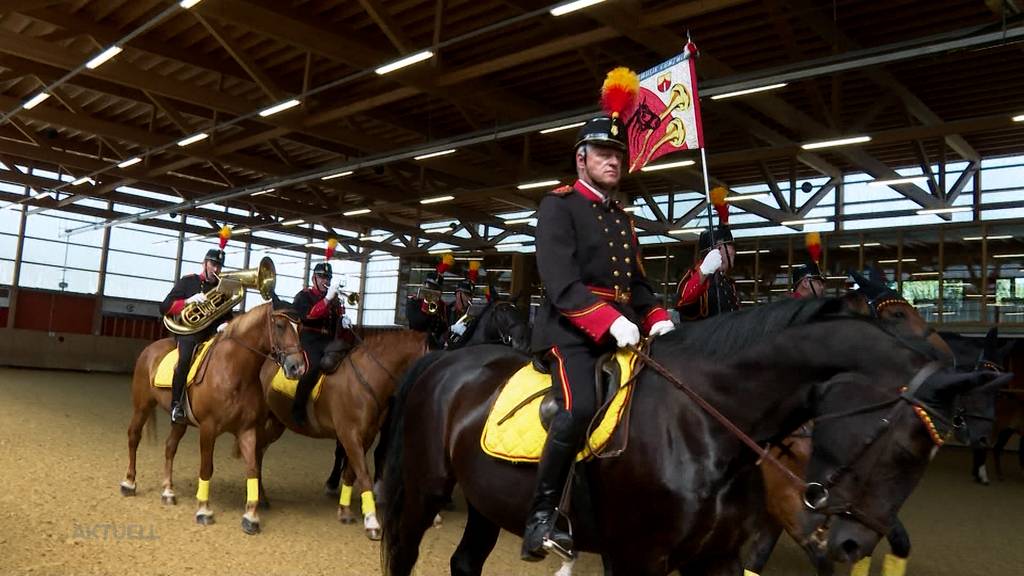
[
  {"xmin": 736, "ymin": 249, "xmax": 770, "ymax": 255},
  {"xmin": 304, "ymin": 242, "xmax": 319, "ymax": 248},
  {"xmin": 117, "ymin": 157, "xmax": 142, "ymax": 168},
  {"xmin": 428, "ymin": 248, "xmax": 452, "ymax": 254},
  {"xmin": 643, "ymin": 255, "xmax": 674, "ymax": 260},
  {"xmin": 22, "ymin": 92, "xmax": 50, "ymax": 110},
  {"xmin": 321, "ymin": 170, "xmax": 354, "ymax": 181},
  {"xmin": 770, "ymin": 288, "xmax": 790, "ymax": 292},
  {"xmin": 258, "ymin": 99, "xmax": 300, "ymax": 117},
  {"xmin": 839, "ymin": 242, "xmax": 881, "ymax": 248},
  {"xmin": 71, "ymin": 176, "xmax": 94, "ymax": 186},
  {"xmin": 878, "ymin": 258, "xmax": 917, "ymax": 264},
  {"xmin": 1014, "ymin": 114, "xmax": 1024, "ymax": 122},
  {"xmin": 360, "ymin": 234, "xmax": 389, "ymax": 242},
  {"xmin": 781, "ymin": 218, "xmax": 827, "ymax": 226},
  {"xmin": 710, "ymin": 83, "xmax": 787, "ymax": 100},
  {"xmin": 622, "ymin": 206, "xmax": 641, "ymax": 213},
  {"xmin": 280, "ymin": 218, "xmax": 304, "ymax": 227},
  {"xmin": 374, "ymin": 50, "xmax": 433, "ymax": 75},
  {"xmin": 641, "ymin": 159, "xmax": 696, "ymax": 172},
  {"xmin": 964, "ymin": 235, "xmax": 1012, "ymax": 241},
  {"xmin": 233, "ymin": 227, "xmax": 250, "ymax": 234},
  {"xmin": 85, "ymin": 46, "xmax": 123, "ymax": 70},
  {"xmin": 503, "ymin": 217, "xmax": 536, "ymax": 225},
  {"xmin": 176, "ymin": 132, "xmax": 209, "ymax": 147},
  {"xmin": 800, "ymin": 135, "xmax": 871, "ymax": 150},
  {"xmin": 414, "ymin": 149, "xmax": 457, "ymax": 161},
  {"xmin": 868, "ymin": 176, "xmax": 928, "ymax": 187},
  {"xmin": 550, "ymin": 0, "xmax": 606, "ymax": 16},
  {"xmin": 180, "ymin": 0, "xmax": 204, "ymax": 8},
  {"xmin": 912, "ymin": 271, "xmax": 940, "ymax": 276},
  {"xmin": 517, "ymin": 179, "xmax": 560, "ymax": 190},
  {"xmin": 825, "ymin": 276, "xmax": 848, "ymax": 280},
  {"xmin": 916, "ymin": 206, "xmax": 970, "ymax": 215},
  {"xmin": 496, "ymin": 243, "xmax": 524, "ymax": 251},
  {"xmin": 343, "ymin": 208, "xmax": 371, "ymax": 216},
  {"xmin": 539, "ymin": 121, "xmax": 585, "ymax": 134},
  {"xmin": 668, "ymin": 228, "xmax": 702, "ymax": 235},
  {"xmin": 993, "ymin": 253, "xmax": 1024, "ymax": 259},
  {"xmin": 724, "ymin": 193, "xmax": 769, "ymax": 202},
  {"xmin": 734, "ymin": 279, "xmax": 757, "ymax": 284},
  {"xmin": 424, "ymin": 226, "xmax": 453, "ymax": 234},
  {"xmin": 250, "ymin": 188, "xmax": 274, "ymax": 196},
  {"xmin": 420, "ymin": 195, "xmax": 455, "ymax": 204}
]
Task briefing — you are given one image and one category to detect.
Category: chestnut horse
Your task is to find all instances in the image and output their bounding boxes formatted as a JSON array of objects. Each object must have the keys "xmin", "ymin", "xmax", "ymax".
[
  {"xmin": 258, "ymin": 329, "xmax": 428, "ymax": 539},
  {"xmin": 120, "ymin": 301, "xmax": 305, "ymax": 534}
]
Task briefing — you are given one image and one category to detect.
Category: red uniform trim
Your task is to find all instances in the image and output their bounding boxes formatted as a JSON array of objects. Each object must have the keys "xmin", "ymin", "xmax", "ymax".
[
  {"xmin": 641, "ymin": 307, "xmax": 671, "ymax": 333},
  {"xmin": 307, "ymin": 298, "xmax": 329, "ymax": 320},
  {"xmin": 675, "ymin": 267, "xmax": 708, "ymax": 308},
  {"xmin": 573, "ymin": 179, "xmax": 605, "ymax": 203},
  {"xmin": 565, "ymin": 301, "xmax": 620, "ymax": 342},
  {"xmin": 552, "ymin": 346, "xmax": 572, "ymax": 412},
  {"xmin": 167, "ymin": 299, "xmax": 186, "ymax": 316}
]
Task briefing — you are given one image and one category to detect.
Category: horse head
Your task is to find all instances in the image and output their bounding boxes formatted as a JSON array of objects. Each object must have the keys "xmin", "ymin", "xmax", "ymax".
[
  {"xmin": 490, "ymin": 301, "xmax": 531, "ymax": 353},
  {"xmin": 952, "ymin": 326, "xmax": 1013, "ymax": 447},
  {"xmin": 267, "ymin": 295, "xmax": 306, "ymax": 379},
  {"xmin": 802, "ymin": 356, "xmax": 1012, "ymax": 564}
]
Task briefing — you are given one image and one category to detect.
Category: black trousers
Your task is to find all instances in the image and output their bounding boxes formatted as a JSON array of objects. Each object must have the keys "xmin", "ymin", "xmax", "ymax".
[
  {"xmin": 171, "ymin": 334, "xmax": 202, "ymax": 405},
  {"xmin": 547, "ymin": 342, "xmax": 612, "ymax": 446},
  {"xmin": 294, "ymin": 335, "xmax": 330, "ymax": 409}
]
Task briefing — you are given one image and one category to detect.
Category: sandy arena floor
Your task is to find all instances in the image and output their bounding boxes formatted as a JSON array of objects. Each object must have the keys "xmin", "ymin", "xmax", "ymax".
[{"xmin": 0, "ymin": 366, "xmax": 1022, "ymax": 576}]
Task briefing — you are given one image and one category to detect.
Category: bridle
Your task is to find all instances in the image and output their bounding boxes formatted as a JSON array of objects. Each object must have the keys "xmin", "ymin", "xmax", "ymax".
[
  {"xmin": 223, "ymin": 306, "xmax": 303, "ymax": 368},
  {"xmin": 952, "ymin": 353, "xmax": 1003, "ymax": 431}
]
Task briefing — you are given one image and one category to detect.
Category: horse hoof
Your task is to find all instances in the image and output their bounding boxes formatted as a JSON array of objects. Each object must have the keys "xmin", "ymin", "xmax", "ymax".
[
  {"xmin": 119, "ymin": 483, "xmax": 136, "ymax": 497},
  {"xmin": 338, "ymin": 513, "xmax": 357, "ymax": 525},
  {"xmin": 161, "ymin": 495, "xmax": 177, "ymax": 506},
  {"xmin": 241, "ymin": 517, "xmax": 261, "ymax": 535},
  {"xmin": 432, "ymin": 513, "xmax": 443, "ymax": 528},
  {"xmin": 196, "ymin": 513, "xmax": 215, "ymax": 526},
  {"xmin": 366, "ymin": 527, "xmax": 382, "ymax": 541}
]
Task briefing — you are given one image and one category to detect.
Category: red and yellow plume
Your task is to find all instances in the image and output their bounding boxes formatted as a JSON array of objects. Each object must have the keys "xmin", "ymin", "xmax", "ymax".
[
  {"xmin": 468, "ymin": 260, "xmax": 480, "ymax": 284},
  {"xmin": 600, "ymin": 67, "xmax": 639, "ymax": 120},
  {"xmin": 218, "ymin": 225, "xmax": 231, "ymax": 249},
  {"xmin": 436, "ymin": 253, "xmax": 454, "ymax": 275},
  {"xmin": 805, "ymin": 232, "xmax": 822, "ymax": 264},
  {"xmin": 710, "ymin": 186, "xmax": 729, "ymax": 225},
  {"xmin": 325, "ymin": 237, "xmax": 338, "ymax": 260}
]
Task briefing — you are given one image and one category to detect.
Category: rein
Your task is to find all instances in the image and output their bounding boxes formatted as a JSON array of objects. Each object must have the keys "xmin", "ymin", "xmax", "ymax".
[{"xmin": 223, "ymin": 308, "xmax": 302, "ymax": 367}]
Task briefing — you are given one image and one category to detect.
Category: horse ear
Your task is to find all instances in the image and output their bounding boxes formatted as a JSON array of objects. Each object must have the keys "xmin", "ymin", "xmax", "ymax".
[
  {"xmin": 923, "ymin": 370, "xmax": 987, "ymax": 402},
  {"xmin": 983, "ymin": 327, "xmax": 998, "ymax": 356}
]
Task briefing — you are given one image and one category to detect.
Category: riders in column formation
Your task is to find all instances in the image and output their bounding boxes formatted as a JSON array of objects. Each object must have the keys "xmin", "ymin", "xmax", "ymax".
[
  {"xmin": 159, "ymin": 247, "xmax": 232, "ymax": 424},
  {"xmin": 291, "ymin": 261, "xmax": 355, "ymax": 427},
  {"xmin": 675, "ymin": 188, "xmax": 740, "ymax": 320},
  {"xmin": 405, "ymin": 255, "xmax": 451, "ymax": 349},
  {"xmin": 791, "ymin": 232, "xmax": 825, "ymax": 299},
  {"xmin": 524, "ymin": 67, "xmax": 675, "ymax": 562}
]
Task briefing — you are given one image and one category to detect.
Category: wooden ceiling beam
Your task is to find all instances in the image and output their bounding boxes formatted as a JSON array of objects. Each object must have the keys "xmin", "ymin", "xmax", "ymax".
[
  {"xmin": 356, "ymin": 0, "xmax": 412, "ymax": 53},
  {"xmin": 193, "ymin": 13, "xmax": 288, "ymax": 102}
]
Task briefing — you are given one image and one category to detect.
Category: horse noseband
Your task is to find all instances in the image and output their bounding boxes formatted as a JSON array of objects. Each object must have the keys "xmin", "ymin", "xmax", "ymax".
[{"xmin": 803, "ymin": 482, "xmax": 829, "ymax": 510}]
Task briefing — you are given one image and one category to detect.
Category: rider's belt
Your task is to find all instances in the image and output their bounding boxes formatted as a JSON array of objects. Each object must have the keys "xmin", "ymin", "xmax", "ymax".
[{"xmin": 587, "ymin": 285, "xmax": 631, "ymax": 305}]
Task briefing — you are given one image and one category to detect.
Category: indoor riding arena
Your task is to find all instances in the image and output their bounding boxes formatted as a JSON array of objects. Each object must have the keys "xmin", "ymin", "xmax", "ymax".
[{"xmin": 1, "ymin": 1, "xmax": 1023, "ymax": 576}]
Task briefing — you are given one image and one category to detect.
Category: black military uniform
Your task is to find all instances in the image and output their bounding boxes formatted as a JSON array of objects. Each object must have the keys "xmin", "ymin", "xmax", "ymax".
[
  {"xmin": 159, "ymin": 248, "xmax": 232, "ymax": 424},
  {"xmin": 405, "ymin": 271, "xmax": 449, "ymax": 349},
  {"xmin": 791, "ymin": 260, "xmax": 824, "ymax": 298},
  {"xmin": 675, "ymin": 226, "xmax": 740, "ymax": 320},
  {"xmin": 524, "ymin": 114, "xmax": 672, "ymax": 561},
  {"xmin": 291, "ymin": 262, "xmax": 351, "ymax": 426}
]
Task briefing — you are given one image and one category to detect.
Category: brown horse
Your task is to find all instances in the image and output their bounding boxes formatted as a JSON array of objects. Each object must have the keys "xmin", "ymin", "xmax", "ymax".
[
  {"xmin": 746, "ymin": 284, "xmax": 960, "ymax": 576},
  {"xmin": 120, "ymin": 301, "xmax": 305, "ymax": 534},
  {"xmin": 258, "ymin": 329, "xmax": 428, "ymax": 539}
]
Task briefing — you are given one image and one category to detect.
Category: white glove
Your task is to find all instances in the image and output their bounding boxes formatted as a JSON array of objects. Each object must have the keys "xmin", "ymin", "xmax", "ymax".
[
  {"xmin": 216, "ymin": 323, "xmax": 228, "ymax": 333},
  {"xmin": 186, "ymin": 292, "xmax": 207, "ymax": 304},
  {"xmin": 648, "ymin": 319, "xmax": 675, "ymax": 338},
  {"xmin": 450, "ymin": 321, "xmax": 467, "ymax": 336},
  {"xmin": 699, "ymin": 249, "xmax": 723, "ymax": 276},
  {"xmin": 608, "ymin": 316, "xmax": 640, "ymax": 349},
  {"xmin": 341, "ymin": 316, "xmax": 353, "ymax": 330},
  {"xmin": 325, "ymin": 280, "xmax": 341, "ymax": 301}
]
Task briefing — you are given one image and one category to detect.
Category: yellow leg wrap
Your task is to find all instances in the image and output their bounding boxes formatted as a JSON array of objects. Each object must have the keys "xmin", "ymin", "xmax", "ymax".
[
  {"xmin": 882, "ymin": 554, "xmax": 907, "ymax": 576},
  {"xmin": 246, "ymin": 478, "xmax": 259, "ymax": 503},
  {"xmin": 851, "ymin": 556, "xmax": 872, "ymax": 576},
  {"xmin": 196, "ymin": 478, "xmax": 210, "ymax": 502},
  {"xmin": 361, "ymin": 490, "xmax": 376, "ymax": 516},
  {"xmin": 744, "ymin": 570, "xmax": 760, "ymax": 576},
  {"xmin": 339, "ymin": 484, "xmax": 353, "ymax": 507}
]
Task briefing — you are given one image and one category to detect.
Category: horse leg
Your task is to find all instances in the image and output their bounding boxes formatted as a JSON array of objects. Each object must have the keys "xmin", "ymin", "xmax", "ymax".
[
  {"xmin": 384, "ymin": 488, "xmax": 446, "ymax": 576},
  {"xmin": 339, "ymin": 428, "xmax": 382, "ymax": 540},
  {"xmin": 449, "ymin": 502, "xmax": 500, "ymax": 576},
  {"xmin": 160, "ymin": 422, "xmax": 188, "ymax": 505},
  {"xmin": 880, "ymin": 519, "xmax": 911, "ymax": 576},
  {"xmin": 325, "ymin": 440, "xmax": 346, "ymax": 496},
  {"xmin": 337, "ymin": 463, "xmax": 359, "ymax": 525},
  {"xmin": 195, "ymin": 423, "xmax": 216, "ymax": 525},
  {"xmin": 256, "ymin": 416, "xmax": 286, "ymax": 509},
  {"xmin": 744, "ymin": 521, "xmax": 783, "ymax": 575},
  {"xmin": 993, "ymin": 428, "xmax": 1013, "ymax": 480},
  {"xmin": 237, "ymin": 426, "xmax": 261, "ymax": 535},
  {"xmin": 971, "ymin": 445, "xmax": 990, "ymax": 485},
  {"xmin": 120, "ymin": 399, "xmax": 155, "ymax": 496}
]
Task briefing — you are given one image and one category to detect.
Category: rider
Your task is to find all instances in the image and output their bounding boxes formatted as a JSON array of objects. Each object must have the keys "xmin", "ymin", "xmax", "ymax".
[
  {"xmin": 160, "ymin": 247, "xmax": 232, "ymax": 424},
  {"xmin": 674, "ymin": 192, "xmax": 740, "ymax": 320},
  {"xmin": 448, "ymin": 262, "xmax": 479, "ymax": 341},
  {"xmin": 524, "ymin": 67, "xmax": 675, "ymax": 561},
  {"xmin": 405, "ymin": 256, "xmax": 451, "ymax": 348},
  {"xmin": 291, "ymin": 262, "xmax": 354, "ymax": 426},
  {"xmin": 792, "ymin": 232, "xmax": 825, "ymax": 299}
]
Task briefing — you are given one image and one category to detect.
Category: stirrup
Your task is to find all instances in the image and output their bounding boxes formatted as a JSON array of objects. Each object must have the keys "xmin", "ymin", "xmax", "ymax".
[{"xmin": 542, "ymin": 507, "xmax": 575, "ymax": 561}]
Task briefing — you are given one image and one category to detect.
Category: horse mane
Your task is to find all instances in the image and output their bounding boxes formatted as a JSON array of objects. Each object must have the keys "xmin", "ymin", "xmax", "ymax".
[
  {"xmin": 225, "ymin": 301, "xmax": 269, "ymax": 337},
  {"xmin": 660, "ymin": 297, "xmax": 848, "ymax": 358}
]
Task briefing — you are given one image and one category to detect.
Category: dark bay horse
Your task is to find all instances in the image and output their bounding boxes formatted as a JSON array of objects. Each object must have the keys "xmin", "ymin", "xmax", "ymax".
[
  {"xmin": 121, "ymin": 301, "xmax": 305, "ymax": 534},
  {"xmin": 258, "ymin": 329, "xmax": 428, "ymax": 539},
  {"xmin": 380, "ymin": 299, "xmax": 1007, "ymax": 575}
]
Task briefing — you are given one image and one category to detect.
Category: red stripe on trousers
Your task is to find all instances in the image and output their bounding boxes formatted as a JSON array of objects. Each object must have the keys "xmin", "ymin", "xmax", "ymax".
[{"xmin": 551, "ymin": 346, "xmax": 572, "ymax": 412}]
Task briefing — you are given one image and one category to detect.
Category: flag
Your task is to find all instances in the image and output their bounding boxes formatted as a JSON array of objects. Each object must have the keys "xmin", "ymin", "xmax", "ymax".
[{"xmin": 627, "ymin": 43, "xmax": 704, "ymax": 172}]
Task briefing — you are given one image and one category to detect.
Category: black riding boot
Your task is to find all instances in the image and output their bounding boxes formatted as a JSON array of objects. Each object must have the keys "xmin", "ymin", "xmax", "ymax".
[
  {"xmin": 291, "ymin": 370, "xmax": 318, "ymax": 426},
  {"xmin": 521, "ymin": 429, "xmax": 577, "ymax": 561},
  {"xmin": 169, "ymin": 366, "xmax": 188, "ymax": 425}
]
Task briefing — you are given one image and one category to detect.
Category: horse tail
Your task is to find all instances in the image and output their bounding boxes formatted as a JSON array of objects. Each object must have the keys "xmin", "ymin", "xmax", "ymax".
[{"xmin": 380, "ymin": 350, "xmax": 445, "ymax": 575}]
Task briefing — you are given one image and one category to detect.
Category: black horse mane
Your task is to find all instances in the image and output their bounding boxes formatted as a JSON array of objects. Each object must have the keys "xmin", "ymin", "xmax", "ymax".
[
  {"xmin": 447, "ymin": 299, "xmax": 520, "ymax": 350},
  {"xmin": 660, "ymin": 297, "xmax": 848, "ymax": 358}
]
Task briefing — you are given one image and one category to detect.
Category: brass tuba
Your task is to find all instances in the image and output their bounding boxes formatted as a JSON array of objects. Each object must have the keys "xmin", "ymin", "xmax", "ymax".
[{"xmin": 163, "ymin": 257, "xmax": 277, "ymax": 335}]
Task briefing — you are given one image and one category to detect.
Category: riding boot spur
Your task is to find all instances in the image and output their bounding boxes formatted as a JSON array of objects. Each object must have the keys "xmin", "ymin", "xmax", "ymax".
[{"xmin": 521, "ymin": 422, "xmax": 578, "ymax": 561}]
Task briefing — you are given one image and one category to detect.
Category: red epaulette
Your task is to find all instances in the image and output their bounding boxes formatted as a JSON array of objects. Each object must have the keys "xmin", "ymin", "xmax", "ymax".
[{"xmin": 550, "ymin": 185, "xmax": 573, "ymax": 196}]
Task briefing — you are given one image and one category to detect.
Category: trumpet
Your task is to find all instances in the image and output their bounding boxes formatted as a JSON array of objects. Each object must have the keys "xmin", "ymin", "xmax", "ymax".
[
  {"xmin": 337, "ymin": 290, "xmax": 360, "ymax": 306},
  {"xmin": 164, "ymin": 257, "xmax": 276, "ymax": 335},
  {"xmin": 417, "ymin": 287, "xmax": 442, "ymax": 314}
]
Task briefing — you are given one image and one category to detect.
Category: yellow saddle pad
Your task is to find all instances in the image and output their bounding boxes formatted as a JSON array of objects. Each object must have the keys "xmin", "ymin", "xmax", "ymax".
[
  {"xmin": 481, "ymin": 349, "xmax": 639, "ymax": 463},
  {"xmin": 152, "ymin": 339, "xmax": 216, "ymax": 388},
  {"xmin": 270, "ymin": 368, "xmax": 325, "ymax": 403}
]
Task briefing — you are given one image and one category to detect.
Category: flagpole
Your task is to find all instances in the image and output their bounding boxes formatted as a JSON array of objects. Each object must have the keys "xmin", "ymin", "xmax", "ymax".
[{"xmin": 698, "ymin": 146, "xmax": 722, "ymax": 316}]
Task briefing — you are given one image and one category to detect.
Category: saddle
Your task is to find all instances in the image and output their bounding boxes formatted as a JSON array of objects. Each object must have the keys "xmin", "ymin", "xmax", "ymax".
[
  {"xmin": 480, "ymin": 349, "xmax": 639, "ymax": 463},
  {"xmin": 270, "ymin": 368, "xmax": 326, "ymax": 404},
  {"xmin": 320, "ymin": 339, "xmax": 353, "ymax": 374},
  {"xmin": 152, "ymin": 338, "xmax": 217, "ymax": 389}
]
